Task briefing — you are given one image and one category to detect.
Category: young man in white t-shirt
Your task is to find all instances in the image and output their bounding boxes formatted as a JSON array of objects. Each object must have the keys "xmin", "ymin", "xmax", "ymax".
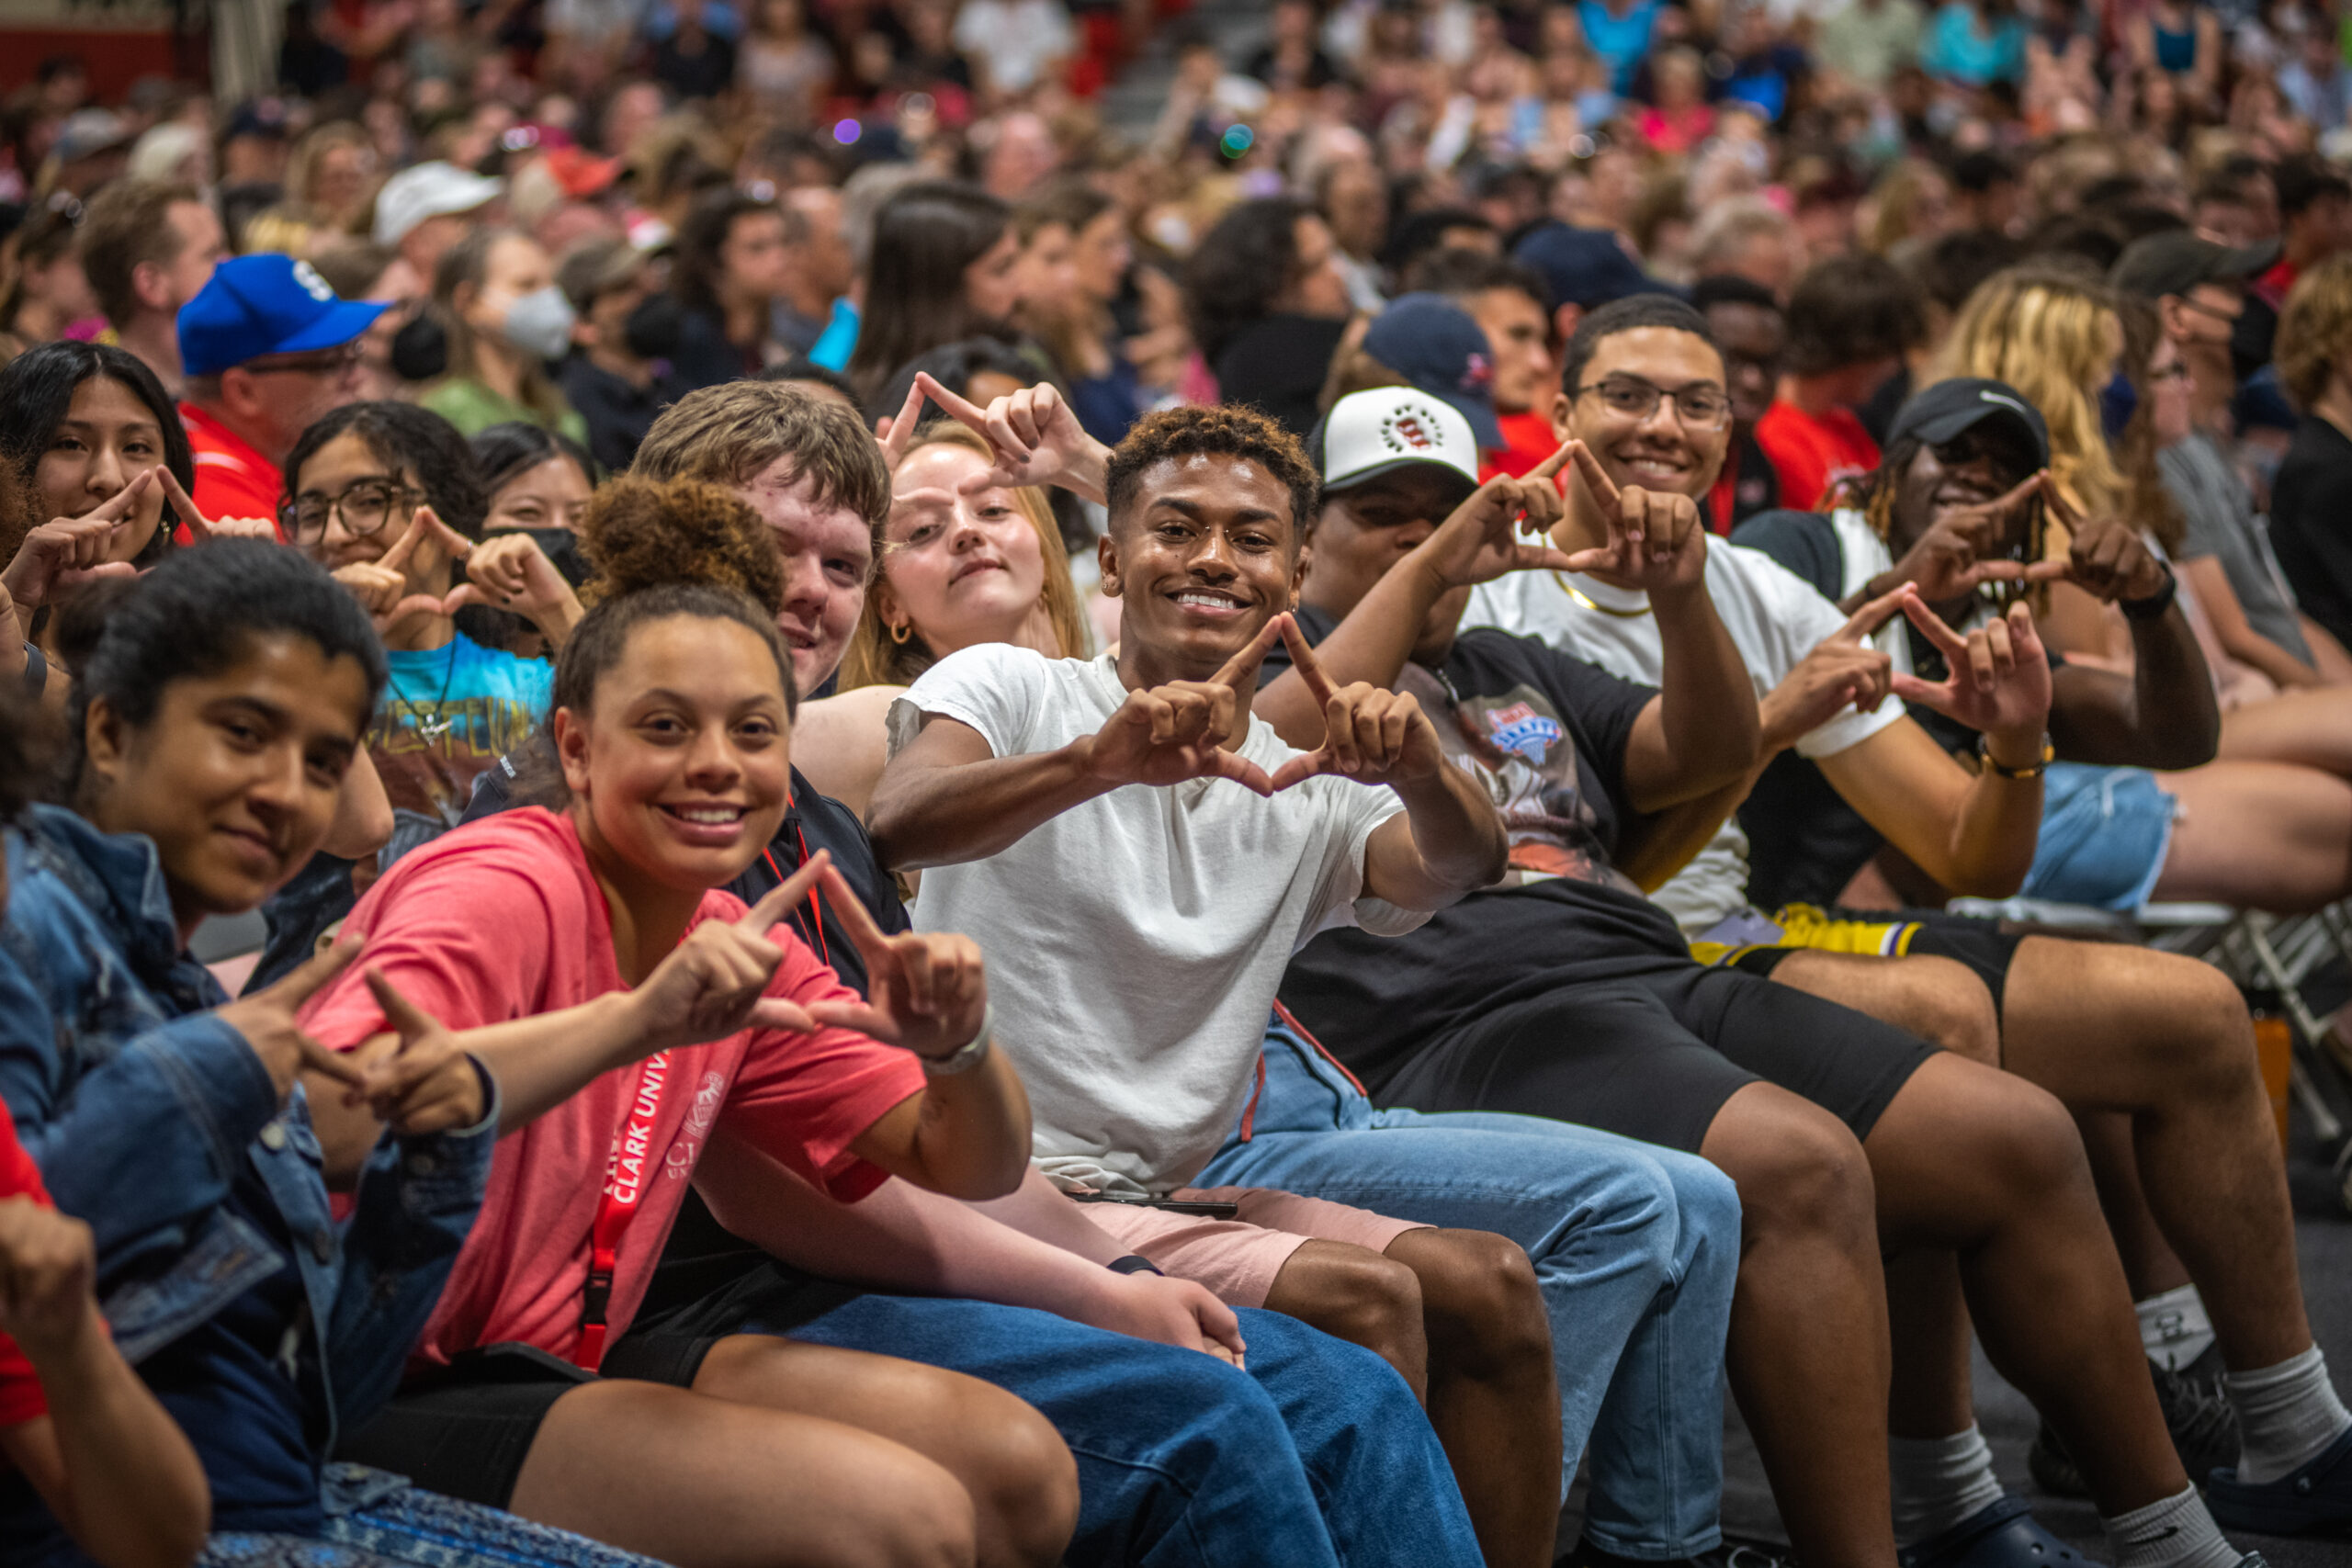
[
  {"xmin": 873, "ymin": 402, "xmax": 1615, "ymax": 1568},
  {"xmin": 1469, "ymin": 297, "xmax": 2349, "ymax": 1548}
]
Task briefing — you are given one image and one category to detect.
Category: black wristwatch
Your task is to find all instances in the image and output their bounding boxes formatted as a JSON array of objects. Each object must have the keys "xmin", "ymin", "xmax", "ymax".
[
  {"xmin": 1106, "ymin": 1254, "xmax": 1165, "ymax": 1276},
  {"xmin": 1978, "ymin": 731, "xmax": 2053, "ymax": 779},
  {"xmin": 2119, "ymin": 566, "xmax": 2178, "ymax": 621}
]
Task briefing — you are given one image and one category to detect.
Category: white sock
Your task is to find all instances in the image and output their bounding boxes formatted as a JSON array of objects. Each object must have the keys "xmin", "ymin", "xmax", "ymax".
[
  {"xmin": 2100, "ymin": 1484, "xmax": 2238, "ymax": 1568},
  {"xmin": 2138, "ymin": 1284, "xmax": 2217, "ymax": 1371},
  {"xmin": 2224, "ymin": 1344, "xmax": 2352, "ymax": 1483},
  {"xmin": 1888, "ymin": 1427, "xmax": 2005, "ymax": 1548}
]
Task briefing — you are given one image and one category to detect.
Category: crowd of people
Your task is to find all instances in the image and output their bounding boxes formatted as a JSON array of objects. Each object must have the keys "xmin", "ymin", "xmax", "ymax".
[{"xmin": 7, "ymin": 0, "xmax": 2352, "ymax": 1566}]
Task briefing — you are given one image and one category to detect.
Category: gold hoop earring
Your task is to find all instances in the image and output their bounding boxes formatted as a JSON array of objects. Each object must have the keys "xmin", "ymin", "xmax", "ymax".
[{"xmin": 889, "ymin": 622, "xmax": 912, "ymax": 645}]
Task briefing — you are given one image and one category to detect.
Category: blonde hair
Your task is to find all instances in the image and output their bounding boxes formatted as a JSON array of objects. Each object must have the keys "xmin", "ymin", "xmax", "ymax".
[
  {"xmin": 1930, "ymin": 262, "xmax": 2125, "ymax": 522},
  {"xmin": 2278, "ymin": 254, "xmax": 2352, "ymax": 410},
  {"xmin": 838, "ymin": 422, "xmax": 1088, "ymax": 690}
]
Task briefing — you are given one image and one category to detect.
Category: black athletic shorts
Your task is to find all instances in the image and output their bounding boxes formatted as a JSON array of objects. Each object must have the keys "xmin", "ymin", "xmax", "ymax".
[
  {"xmin": 334, "ymin": 1252, "xmax": 857, "ymax": 1509},
  {"xmin": 1702, "ymin": 905, "xmax": 2029, "ymax": 1021},
  {"xmin": 1371, "ymin": 960, "xmax": 1939, "ymax": 1155}
]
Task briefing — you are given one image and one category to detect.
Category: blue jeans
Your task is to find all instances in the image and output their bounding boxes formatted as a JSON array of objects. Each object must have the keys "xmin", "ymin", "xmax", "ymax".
[
  {"xmin": 769, "ymin": 1293, "xmax": 1484, "ymax": 1568},
  {"xmin": 1190, "ymin": 1014, "xmax": 1742, "ymax": 1561}
]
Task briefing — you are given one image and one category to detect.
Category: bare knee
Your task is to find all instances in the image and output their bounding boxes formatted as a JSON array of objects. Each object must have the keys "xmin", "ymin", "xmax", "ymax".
[
  {"xmin": 853, "ymin": 1458, "xmax": 982, "ymax": 1568},
  {"xmin": 1389, "ymin": 1227, "xmax": 1553, "ymax": 1379},
  {"xmin": 1269, "ymin": 1239, "xmax": 1429, "ymax": 1384},
  {"xmin": 1975, "ymin": 1075, "xmax": 2095, "ymax": 1205},
  {"xmin": 2143, "ymin": 958, "xmax": 2264, "ymax": 1098},
  {"xmin": 956, "ymin": 1380, "xmax": 1079, "ymax": 1568},
  {"xmin": 1900, "ymin": 956, "xmax": 2001, "ymax": 1065},
  {"xmin": 1704, "ymin": 1089, "xmax": 1876, "ymax": 1248}
]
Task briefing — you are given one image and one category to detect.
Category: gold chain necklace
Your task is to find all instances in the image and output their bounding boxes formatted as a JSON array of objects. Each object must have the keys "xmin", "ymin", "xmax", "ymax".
[{"xmin": 1552, "ymin": 572, "xmax": 1653, "ymax": 618}]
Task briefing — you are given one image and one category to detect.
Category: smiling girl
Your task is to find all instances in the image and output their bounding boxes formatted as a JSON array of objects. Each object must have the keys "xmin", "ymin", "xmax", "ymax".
[{"xmin": 299, "ymin": 474, "xmax": 1064, "ymax": 1568}]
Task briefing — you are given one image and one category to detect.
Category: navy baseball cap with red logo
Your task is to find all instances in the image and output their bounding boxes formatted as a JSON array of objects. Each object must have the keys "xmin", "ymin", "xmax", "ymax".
[
  {"xmin": 1313, "ymin": 387, "xmax": 1484, "ymax": 506},
  {"xmin": 1362, "ymin": 292, "xmax": 1504, "ymax": 450}
]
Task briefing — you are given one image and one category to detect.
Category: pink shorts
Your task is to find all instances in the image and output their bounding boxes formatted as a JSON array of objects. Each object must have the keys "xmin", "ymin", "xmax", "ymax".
[{"xmin": 1078, "ymin": 1186, "xmax": 1430, "ymax": 1307}]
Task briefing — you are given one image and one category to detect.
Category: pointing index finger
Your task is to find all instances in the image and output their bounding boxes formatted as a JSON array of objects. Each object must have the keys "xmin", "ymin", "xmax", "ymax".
[
  {"xmin": 156, "ymin": 468, "xmax": 211, "ymax": 538},
  {"xmin": 375, "ymin": 511, "xmax": 432, "ymax": 575},
  {"xmin": 816, "ymin": 862, "xmax": 893, "ymax": 959},
  {"xmin": 1210, "ymin": 612, "xmax": 1289, "ymax": 691},
  {"xmin": 1277, "ymin": 613, "xmax": 1339, "ymax": 704},
  {"xmin": 1527, "ymin": 437, "xmax": 1578, "ymax": 484},
  {"xmin": 1566, "ymin": 440, "xmax": 1622, "ymax": 514},
  {"xmin": 737, "ymin": 849, "xmax": 829, "ymax": 934},
  {"xmin": 913, "ymin": 370, "xmax": 990, "ymax": 432}
]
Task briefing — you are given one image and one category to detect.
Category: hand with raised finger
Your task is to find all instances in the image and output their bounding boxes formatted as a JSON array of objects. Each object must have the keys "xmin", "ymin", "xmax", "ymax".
[
  {"xmin": 332, "ymin": 560, "xmax": 409, "ymax": 619},
  {"xmin": 356, "ymin": 969, "xmax": 488, "ymax": 1135},
  {"xmin": 2025, "ymin": 510, "xmax": 2169, "ymax": 604},
  {"xmin": 1271, "ymin": 682, "xmax": 1446, "ymax": 791},
  {"xmin": 1886, "ymin": 472, "xmax": 2041, "ymax": 602},
  {"xmin": 1080, "ymin": 615, "xmax": 1283, "ymax": 795},
  {"xmin": 805, "ymin": 865, "xmax": 989, "ymax": 1059},
  {"xmin": 1422, "ymin": 441, "xmax": 1584, "ymax": 588},
  {"xmin": 157, "ymin": 468, "xmax": 277, "ymax": 542},
  {"xmin": 876, "ymin": 377, "xmax": 932, "ymax": 468},
  {"xmin": 917, "ymin": 372, "xmax": 1112, "ymax": 502},
  {"xmin": 0, "ymin": 1197, "xmax": 98, "ymax": 1362},
  {"xmin": 445, "ymin": 530, "xmax": 584, "ymax": 637},
  {"xmin": 214, "ymin": 939, "xmax": 373, "ymax": 1104},
  {"xmin": 1, "ymin": 469, "xmax": 154, "ymax": 608},
  {"xmin": 1888, "ymin": 590, "xmax": 2053, "ymax": 740},
  {"xmin": 628, "ymin": 855, "xmax": 829, "ymax": 1054}
]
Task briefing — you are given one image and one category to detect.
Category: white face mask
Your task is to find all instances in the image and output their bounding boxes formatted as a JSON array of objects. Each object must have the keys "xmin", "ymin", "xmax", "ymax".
[{"xmin": 502, "ymin": 285, "xmax": 577, "ymax": 362}]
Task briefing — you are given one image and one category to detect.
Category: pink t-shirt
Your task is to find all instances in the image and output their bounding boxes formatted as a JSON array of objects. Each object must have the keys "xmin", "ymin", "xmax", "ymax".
[{"xmin": 301, "ymin": 807, "xmax": 928, "ymax": 1369}]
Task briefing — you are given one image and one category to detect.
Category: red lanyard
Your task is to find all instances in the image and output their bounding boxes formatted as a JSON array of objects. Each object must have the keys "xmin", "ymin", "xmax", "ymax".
[
  {"xmin": 574, "ymin": 1050, "xmax": 672, "ymax": 1370},
  {"xmin": 759, "ymin": 822, "xmax": 828, "ymax": 969}
]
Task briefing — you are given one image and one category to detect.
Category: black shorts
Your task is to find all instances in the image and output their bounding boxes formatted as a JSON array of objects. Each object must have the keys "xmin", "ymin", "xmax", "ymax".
[
  {"xmin": 1718, "ymin": 906, "xmax": 2028, "ymax": 1021},
  {"xmin": 332, "ymin": 1265, "xmax": 859, "ymax": 1510},
  {"xmin": 1374, "ymin": 961, "xmax": 1939, "ymax": 1155}
]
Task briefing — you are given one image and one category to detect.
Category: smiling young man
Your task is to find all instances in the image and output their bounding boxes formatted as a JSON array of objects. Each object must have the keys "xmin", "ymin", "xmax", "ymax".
[
  {"xmin": 867, "ymin": 403, "xmax": 1598, "ymax": 1568},
  {"xmin": 1307, "ymin": 299, "xmax": 2271, "ymax": 1568}
]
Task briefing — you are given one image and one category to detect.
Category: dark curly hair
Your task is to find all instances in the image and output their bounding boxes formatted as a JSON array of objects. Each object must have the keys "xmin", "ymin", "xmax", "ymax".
[
  {"xmin": 1103, "ymin": 403, "xmax": 1319, "ymax": 547},
  {"xmin": 283, "ymin": 401, "xmax": 492, "ymax": 538},
  {"xmin": 1183, "ymin": 198, "xmax": 1316, "ymax": 365}
]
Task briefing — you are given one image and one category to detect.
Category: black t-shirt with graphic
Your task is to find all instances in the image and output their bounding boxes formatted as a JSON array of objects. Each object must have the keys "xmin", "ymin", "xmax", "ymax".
[{"xmin": 1270, "ymin": 606, "xmax": 1691, "ymax": 1085}]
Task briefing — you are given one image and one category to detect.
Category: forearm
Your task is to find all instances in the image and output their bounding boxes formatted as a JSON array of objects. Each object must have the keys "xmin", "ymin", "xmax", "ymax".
[
  {"xmin": 697, "ymin": 1135, "xmax": 1132, "ymax": 1317},
  {"xmin": 1641, "ymin": 583, "xmax": 1761, "ymax": 806},
  {"xmin": 967, "ymin": 1166, "xmax": 1133, "ymax": 1265},
  {"xmin": 2124, "ymin": 607, "xmax": 2222, "ymax": 765},
  {"xmin": 24, "ymin": 1312, "xmax": 209, "ymax": 1568},
  {"xmin": 868, "ymin": 743, "xmax": 1111, "ymax": 869},
  {"xmin": 459, "ymin": 993, "xmax": 654, "ymax": 1131},
  {"xmin": 1261, "ymin": 559, "xmax": 1446, "ymax": 747},
  {"xmin": 882, "ymin": 1048, "xmax": 1033, "ymax": 1200},
  {"xmin": 1617, "ymin": 772, "xmax": 1756, "ymax": 892},
  {"xmin": 2220, "ymin": 622, "xmax": 2321, "ymax": 689},
  {"xmin": 1935, "ymin": 770, "xmax": 2043, "ymax": 897},
  {"xmin": 1375, "ymin": 767, "xmax": 1509, "ymax": 905}
]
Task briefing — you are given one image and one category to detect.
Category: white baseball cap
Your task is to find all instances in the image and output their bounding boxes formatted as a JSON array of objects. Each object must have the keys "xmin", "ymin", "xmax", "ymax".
[
  {"xmin": 373, "ymin": 162, "xmax": 505, "ymax": 246},
  {"xmin": 1313, "ymin": 387, "xmax": 1483, "ymax": 502}
]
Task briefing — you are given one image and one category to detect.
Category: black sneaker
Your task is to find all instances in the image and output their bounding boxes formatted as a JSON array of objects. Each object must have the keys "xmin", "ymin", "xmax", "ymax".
[{"xmin": 2026, "ymin": 1353, "xmax": 2241, "ymax": 1497}]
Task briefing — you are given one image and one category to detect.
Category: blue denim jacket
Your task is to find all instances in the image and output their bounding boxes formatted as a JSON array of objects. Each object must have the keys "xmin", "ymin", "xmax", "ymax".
[{"xmin": 0, "ymin": 805, "xmax": 496, "ymax": 1453}]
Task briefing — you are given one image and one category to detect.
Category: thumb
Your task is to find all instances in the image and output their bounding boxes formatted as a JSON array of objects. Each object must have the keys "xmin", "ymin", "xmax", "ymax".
[{"xmin": 1266, "ymin": 749, "xmax": 1330, "ymax": 793}]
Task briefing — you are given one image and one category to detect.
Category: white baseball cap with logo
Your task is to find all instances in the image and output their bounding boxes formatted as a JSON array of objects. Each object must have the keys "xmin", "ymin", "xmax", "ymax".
[{"xmin": 1312, "ymin": 387, "xmax": 1484, "ymax": 504}]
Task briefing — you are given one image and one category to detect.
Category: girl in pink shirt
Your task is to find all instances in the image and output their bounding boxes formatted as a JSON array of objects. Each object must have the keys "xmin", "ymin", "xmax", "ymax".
[{"xmin": 300, "ymin": 475, "xmax": 1069, "ymax": 1568}]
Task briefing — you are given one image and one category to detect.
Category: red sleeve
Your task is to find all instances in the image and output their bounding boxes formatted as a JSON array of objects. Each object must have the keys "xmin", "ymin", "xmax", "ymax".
[
  {"xmin": 300, "ymin": 829, "xmax": 571, "ymax": 1048},
  {"xmin": 0, "ymin": 1113, "xmax": 52, "ymax": 1428},
  {"xmin": 715, "ymin": 914, "xmax": 928, "ymax": 1204}
]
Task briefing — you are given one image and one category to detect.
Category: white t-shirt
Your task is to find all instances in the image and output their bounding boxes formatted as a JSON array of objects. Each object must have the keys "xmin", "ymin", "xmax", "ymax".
[
  {"xmin": 1463, "ymin": 542, "xmax": 1906, "ymax": 931},
  {"xmin": 952, "ymin": 0, "xmax": 1077, "ymax": 90},
  {"xmin": 888, "ymin": 645, "xmax": 1420, "ymax": 1195}
]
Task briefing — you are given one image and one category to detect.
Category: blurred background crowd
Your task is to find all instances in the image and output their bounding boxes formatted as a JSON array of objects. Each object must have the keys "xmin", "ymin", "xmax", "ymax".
[{"xmin": 0, "ymin": 0, "xmax": 2346, "ymax": 544}]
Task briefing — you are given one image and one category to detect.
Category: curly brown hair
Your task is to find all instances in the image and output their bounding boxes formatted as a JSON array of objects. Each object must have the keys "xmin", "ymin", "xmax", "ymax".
[
  {"xmin": 2278, "ymin": 254, "xmax": 2352, "ymax": 411},
  {"xmin": 1103, "ymin": 403, "xmax": 1318, "ymax": 545},
  {"xmin": 580, "ymin": 474, "xmax": 785, "ymax": 615}
]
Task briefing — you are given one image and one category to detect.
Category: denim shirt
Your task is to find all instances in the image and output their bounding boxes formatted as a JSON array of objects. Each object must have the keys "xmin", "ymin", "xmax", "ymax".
[{"xmin": 0, "ymin": 804, "xmax": 497, "ymax": 1455}]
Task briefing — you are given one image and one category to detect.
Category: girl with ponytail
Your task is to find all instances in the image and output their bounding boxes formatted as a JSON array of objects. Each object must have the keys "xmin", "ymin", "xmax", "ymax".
[{"xmin": 295, "ymin": 474, "xmax": 1066, "ymax": 1568}]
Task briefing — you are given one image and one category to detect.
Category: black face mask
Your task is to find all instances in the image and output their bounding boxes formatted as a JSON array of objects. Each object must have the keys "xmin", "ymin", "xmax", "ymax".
[
  {"xmin": 623, "ymin": 292, "xmax": 684, "ymax": 360},
  {"xmin": 390, "ymin": 312, "xmax": 448, "ymax": 382}
]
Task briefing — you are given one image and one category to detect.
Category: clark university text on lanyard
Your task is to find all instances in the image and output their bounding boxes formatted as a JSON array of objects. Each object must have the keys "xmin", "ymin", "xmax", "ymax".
[{"xmin": 576, "ymin": 1051, "xmax": 672, "ymax": 1370}]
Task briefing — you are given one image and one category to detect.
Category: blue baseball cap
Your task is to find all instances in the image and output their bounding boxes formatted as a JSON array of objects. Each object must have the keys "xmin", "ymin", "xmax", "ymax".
[
  {"xmin": 178, "ymin": 254, "xmax": 388, "ymax": 378},
  {"xmin": 1511, "ymin": 222, "xmax": 1666, "ymax": 311},
  {"xmin": 1363, "ymin": 292, "xmax": 1503, "ymax": 450}
]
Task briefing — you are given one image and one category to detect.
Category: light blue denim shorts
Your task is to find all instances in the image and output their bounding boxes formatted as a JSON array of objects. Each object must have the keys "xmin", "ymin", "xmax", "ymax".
[{"xmin": 2019, "ymin": 761, "xmax": 2179, "ymax": 912}]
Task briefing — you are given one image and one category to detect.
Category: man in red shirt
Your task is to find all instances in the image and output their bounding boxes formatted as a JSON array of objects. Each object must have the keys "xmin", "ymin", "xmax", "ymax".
[
  {"xmin": 1406, "ymin": 248, "xmax": 1564, "ymax": 479},
  {"xmin": 1753, "ymin": 254, "xmax": 1923, "ymax": 511},
  {"xmin": 175, "ymin": 254, "xmax": 382, "ymax": 538}
]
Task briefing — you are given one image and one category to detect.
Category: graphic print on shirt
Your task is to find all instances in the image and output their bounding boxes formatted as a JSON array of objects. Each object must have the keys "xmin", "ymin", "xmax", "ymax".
[{"xmin": 1396, "ymin": 664, "xmax": 1637, "ymax": 892}]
